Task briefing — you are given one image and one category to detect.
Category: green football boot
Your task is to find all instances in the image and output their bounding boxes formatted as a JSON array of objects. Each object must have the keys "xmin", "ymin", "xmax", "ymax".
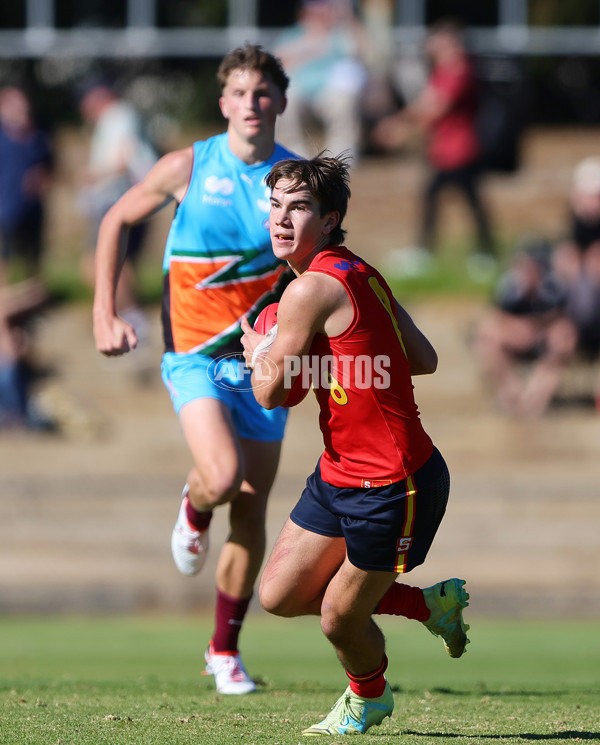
[
  {"xmin": 422, "ymin": 577, "xmax": 470, "ymax": 658},
  {"xmin": 303, "ymin": 681, "xmax": 394, "ymax": 736}
]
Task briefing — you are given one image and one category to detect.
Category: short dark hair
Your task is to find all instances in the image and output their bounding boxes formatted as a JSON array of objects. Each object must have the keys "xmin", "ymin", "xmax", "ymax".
[
  {"xmin": 217, "ymin": 43, "xmax": 289, "ymax": 95},
  {"xmin": 266, "ymin": 154, "xmax": 351, "ymax": 246}
]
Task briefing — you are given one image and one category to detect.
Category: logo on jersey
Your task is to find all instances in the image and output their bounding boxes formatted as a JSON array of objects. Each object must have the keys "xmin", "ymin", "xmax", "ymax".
[
  {"xmin": 205, "ymin": 175, "xmax": 234, "ymax": 195},
  {"xmin": 193, "ymin": 248, "xmax": 263, "ymax": 289},
  {"xmin": 334, "ymin": 259, "xmax": 365, "ymax": 272},
  {"xmin": 203, "ymin": 175, "xmax": 235, "ymax": 206}
]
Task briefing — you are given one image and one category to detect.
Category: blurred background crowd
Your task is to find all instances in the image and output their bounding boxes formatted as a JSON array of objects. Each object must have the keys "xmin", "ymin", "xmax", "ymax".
[{"xmin": 2, "ymin": 0, "xmax": 600, "ymax": 430}]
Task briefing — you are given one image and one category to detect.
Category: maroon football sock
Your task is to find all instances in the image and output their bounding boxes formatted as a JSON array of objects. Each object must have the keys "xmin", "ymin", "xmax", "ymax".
[
  {"xmin": 185, "ymin": 498, "xmax": 213, "ymax": 531},
  {"xmin": 211, "ymin": 589, "xmax": 252, "ymax": 653},
  {"xmin": 346, "ymin": 655, "xmax": 388, "ymax": 699},
  {"xmin": 375, "ymin": 582, "xmax": 430, "ymax": 621}
]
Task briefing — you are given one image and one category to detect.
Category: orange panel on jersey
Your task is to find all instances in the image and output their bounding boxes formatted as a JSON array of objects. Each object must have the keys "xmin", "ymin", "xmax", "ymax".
[{"xmin": 168, "ymin": 259, "xmax": 283, "ymax": 353}]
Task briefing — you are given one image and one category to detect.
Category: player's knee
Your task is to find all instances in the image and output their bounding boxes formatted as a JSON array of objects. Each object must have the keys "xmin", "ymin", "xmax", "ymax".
[
  {"xmin": 259, "ymin": 574, "xmax": 304, "ymax": 617},
  {"xmin": 207, "ymin": 480, "xmax": 240, "ymax": 507},
  {"xmin": 320, "ymin": 608, "xmax": 351, "ymax": 647},
  {"xmin": 259, "ymin": 582, "xmax": 289, "ymax": 617},
  {"xmin": 188, "ymin": 469, "xmax": 243, "ymax": 508}
]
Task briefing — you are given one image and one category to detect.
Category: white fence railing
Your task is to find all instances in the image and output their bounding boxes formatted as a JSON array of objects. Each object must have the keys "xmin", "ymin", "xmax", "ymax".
[{"xmin": 7, "ymin": 0, "xmax": 600, "ymax": 58}]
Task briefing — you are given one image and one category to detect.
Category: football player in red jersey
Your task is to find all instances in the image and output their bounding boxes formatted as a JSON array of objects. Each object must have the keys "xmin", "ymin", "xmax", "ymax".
[{"xmin": 241, "ymin": 154, "xmax": 469, "ymax": 736}]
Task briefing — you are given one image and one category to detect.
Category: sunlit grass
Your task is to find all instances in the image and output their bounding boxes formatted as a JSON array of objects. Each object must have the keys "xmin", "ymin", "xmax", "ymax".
[{"xmin": 1, "ymin": 614, "xmax": 598, "ymax": 744}]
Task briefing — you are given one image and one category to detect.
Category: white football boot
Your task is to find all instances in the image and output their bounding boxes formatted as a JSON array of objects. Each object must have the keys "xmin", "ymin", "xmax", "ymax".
[
  {"xmin": 204, "ymin": 641, "xmax": 257, "ymax": 695},
  {"xmin": 170, "ymin": 488, "xmax": 209, "ymax": 576}
]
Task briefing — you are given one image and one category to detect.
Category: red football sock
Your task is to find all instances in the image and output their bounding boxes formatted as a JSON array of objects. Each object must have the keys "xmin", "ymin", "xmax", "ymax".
[
  {"xmin": 375, "ymin": 582, "xmax": 430, "ymax": 621},
  {"xmin": 211, "ymin": 589, "xmax": 252, "ymax": 653},
  {"xmin": 185, "ymin": 497, "xmax": 213, "ymax": 531},
  {"xmin": 346, "ymin": 655, "xmax": 388, "ymax": 699}
]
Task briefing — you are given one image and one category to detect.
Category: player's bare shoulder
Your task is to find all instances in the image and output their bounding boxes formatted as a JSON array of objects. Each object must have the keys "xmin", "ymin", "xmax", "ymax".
[
  {"xmin": 147, "ymin": 145, "xmax": 194, "ymax": 203},
  {"xmin": 281, "ymin": 269, "xmax": 351, "ymax": 336},
  {"xmin": 285, "ymin": 270, "xmax": 344, "ymax": 307},
  {"xmin": 308, "ymin": 269, "xmax": 349, "ymax": 306}
]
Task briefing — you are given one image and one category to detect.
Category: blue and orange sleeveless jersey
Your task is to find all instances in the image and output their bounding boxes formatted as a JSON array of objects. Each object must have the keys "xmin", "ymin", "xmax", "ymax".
[
  {"xmin": 306, "ymin": 246, "xmax": 434, "ymax": 488},
  {"xmin": 161, "ymin": 134, "xmax": 296, "ymax": 356}
]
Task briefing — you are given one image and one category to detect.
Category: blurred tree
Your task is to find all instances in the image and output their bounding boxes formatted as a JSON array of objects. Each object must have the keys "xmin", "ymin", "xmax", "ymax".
[
  {"xmin": 258, "ymin": 0, "xmax": 297, "ymax": 27},
  {"xmin": 427, "ymin": 0, "xmax": 497, "ymax": 27},
  {"xmin": 0, "ymin": 5, "xmax": 24, "ymax": 28},
  {"xmin": 157, "ymin": 0, "xmax": 227, "ymax": 27},
  {"xmin": 51, "ymin": 0, "xmax": 228, "ymax": 29},
  {"xmin": 529, "ymin": 0, "xmax": 599, "ymax": 25},
  {"xmin": 55, "ymin": 0, "xmax": 126, "ymax": 28}
]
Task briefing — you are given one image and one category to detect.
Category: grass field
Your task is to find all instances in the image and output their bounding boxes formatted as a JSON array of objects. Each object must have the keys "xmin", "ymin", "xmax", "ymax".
[{"xmin": 1, "ymin": 614, "xmax": 598, "ymax": 744}]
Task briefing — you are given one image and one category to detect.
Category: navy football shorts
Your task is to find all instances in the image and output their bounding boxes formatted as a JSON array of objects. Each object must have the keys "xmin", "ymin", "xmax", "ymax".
[{"xmin": 290, "ymin": 447, "xmax": 450, "ymax": 573}]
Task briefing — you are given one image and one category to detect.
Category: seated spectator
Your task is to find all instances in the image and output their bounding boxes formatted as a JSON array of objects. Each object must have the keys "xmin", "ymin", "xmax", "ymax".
[
  {"xmin": 552, "ymin": 156, "xmax": 600, "ymax": 363},
  {"xmin": 473, "ymin": 235, "xmax": 578, "ymax": 417}
]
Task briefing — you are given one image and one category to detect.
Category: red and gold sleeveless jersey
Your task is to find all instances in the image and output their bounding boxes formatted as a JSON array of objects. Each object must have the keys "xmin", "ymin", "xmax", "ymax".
[{"xmin": 305, "ymin": 246, "xmax": 433, "ymax": 488}]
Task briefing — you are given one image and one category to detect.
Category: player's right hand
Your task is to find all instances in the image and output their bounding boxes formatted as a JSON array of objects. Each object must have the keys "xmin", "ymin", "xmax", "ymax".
[
  {"xmin": 93, "ymin": 315, "xmax": 138, "ymax": 356},
  {"xmin": 240, "ymin": 315, "xmax": 261, "ymax": 369}
]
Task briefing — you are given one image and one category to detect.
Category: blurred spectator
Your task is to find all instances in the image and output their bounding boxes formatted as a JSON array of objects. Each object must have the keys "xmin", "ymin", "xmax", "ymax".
[
  {"xmin": 0, "ymin": 85, "xmax": 54, "ymax": 431},
  {"xmin": 0, "ymin": 85, "xmax": 53, "ymax": 282},
  {"xmin": 358, "ymin": 0, "xmax": 404, "ymax": 148},
  {"xmin": 552, "ymin": 156, "xmax": 600, "ymax": 363},
  {"xmin": 78, "ymin": 77, "xmax": 158, "ymax": 336},
  {"xmin": 273, "ymin": 0, "xmax": 368, "ymax": 163},
  {"xmin": 472, "ymin": 235, "xmax": 578, "ymax": 418},
  {"xmin": 372, "ymin": 20, "xmax": 496, "ymax": 279}
]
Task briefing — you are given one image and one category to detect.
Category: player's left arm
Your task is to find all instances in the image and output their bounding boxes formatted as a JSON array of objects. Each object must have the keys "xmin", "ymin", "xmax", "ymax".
[
  {"xmin": 241, "ymin": 273, "xmax": 340, "ymax": 408},
  {"xmin": 394, "ymin": 299, "xmax": 438, "ymax": 375}
]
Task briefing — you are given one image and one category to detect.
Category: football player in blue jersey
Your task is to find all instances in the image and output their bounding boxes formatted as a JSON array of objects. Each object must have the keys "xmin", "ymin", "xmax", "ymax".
[{"xmin": 93, "ymin": 44, "xmax": 296, "ymax": 694}]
